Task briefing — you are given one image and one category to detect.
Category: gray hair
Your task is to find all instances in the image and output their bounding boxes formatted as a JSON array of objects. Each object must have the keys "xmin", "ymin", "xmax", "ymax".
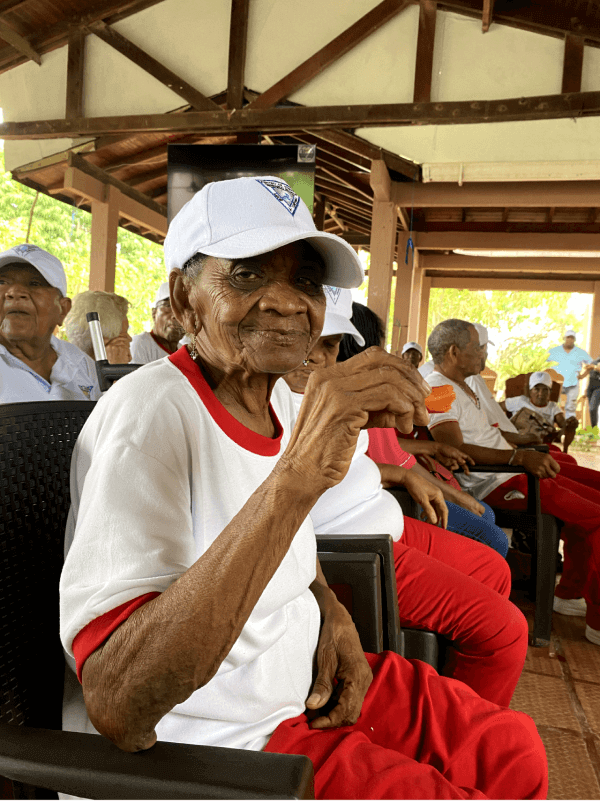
[
  {"xmin": 428, "ymin": 319, "xmax": 473, "ymax": 365},
  {"xmin": 65, "ymin": 290, "xmax": 129, "ymax": 357},
  {"xmin": 181, "ymin": 252, "xmax": 210, "ymax": 285}
]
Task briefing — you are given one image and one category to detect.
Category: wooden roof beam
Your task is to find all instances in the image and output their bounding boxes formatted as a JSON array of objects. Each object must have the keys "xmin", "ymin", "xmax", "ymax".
[
  {"xmin": 431, "ymin": 276, "xmax": 596, "ymax": 292},
  {"xmin": 562, "ymin": 34, "xmax": 584, "ymax": 94},
  {"xmin": 392, "ymin": 180, "xmax": 600, "ymax": 208},
  {"xmin": 482, "ymin": 0, "xmax": 494, "ymax": 33},
  {"xmin": 0, "ymin": 17, "xmax": 40, "ymax": 64},
  {"xmin": 370, "ymin": 159, "xmax": 391, "ymax": 201},
  {"xmin": 247, "ymin": 0, "xmax": 411, "ymax": 110},
  {"xmin": 87, "ymin": 21, "xmax": 221, "ymax": 112},
  {"xmin": 414, "ymin": 1, "xmax": 436, "ymax": 103},
  {"xmin": 422, "ymin": 253, "xmax": 600, "ymax": 272},
  {"xmin": 418, "ymin": 231, "xmax": 600, "ymax": 249},
  {"xmin": 66, "ymin": 28, "xmax": 85, "ymax": 120},
  {"xmin": 226, "ymin": 0, "xmax": 250, "ymax": 109}
]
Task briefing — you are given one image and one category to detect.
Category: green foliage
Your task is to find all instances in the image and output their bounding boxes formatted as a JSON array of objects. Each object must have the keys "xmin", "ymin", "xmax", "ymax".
[
  {"xmin": 0, "ymin": 150, "xmax": 165, "ymax": 337},
  {"xmin": 573, "ymin": 425, "xmax": 600, "ymax": 451}
]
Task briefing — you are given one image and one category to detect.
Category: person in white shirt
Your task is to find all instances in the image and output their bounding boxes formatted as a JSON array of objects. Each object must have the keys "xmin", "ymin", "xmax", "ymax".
[
  {"xmin": 502, "ymin": 371, "xmax": 565, "ymax": 428},
  {"xmin": 426, "ymin": 317, "xmax": 600, "ymax": 647},
  {"xmin": 0, "ymin": 244, "xmax": 101, "ymax": 403},
  {"xmin": 65, "ymin": 290, "xmax": 132, "ymax": 364},
  {"xmin": 130, "ymin": 282, "xmax": 185, "ymax": 363},
  {"xmin": 59, "ymin": 180, "xmax": 547, "ymax": 799},
  {"xmin": 401, "ymin": 340, "xmax": 423, "ymax": 369}
]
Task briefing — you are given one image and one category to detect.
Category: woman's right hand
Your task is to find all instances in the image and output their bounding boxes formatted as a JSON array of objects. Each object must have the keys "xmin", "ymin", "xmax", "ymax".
[{"xmin": 280, "ymin": 347, "xmax": 431, "ymax": 493}]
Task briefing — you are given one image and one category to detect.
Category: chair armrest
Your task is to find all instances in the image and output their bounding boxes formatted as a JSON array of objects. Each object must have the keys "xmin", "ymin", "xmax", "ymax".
[
  {"xmin": 0, "ymin": 724, "xmax": 314, "ymax": 800},
  {"xmin": 516, "ymin": 444, "xmax": 549, "ymax": 452},
  {"xmin": 461, "ymin": 465, "xmax": 540, "ymax": 517}
]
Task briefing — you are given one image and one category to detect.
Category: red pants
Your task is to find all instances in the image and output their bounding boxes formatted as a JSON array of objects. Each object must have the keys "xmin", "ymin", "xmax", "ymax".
[
  {"xmin": 484, "ymin": 463, "xmax": 600, "ymax": 629},
  {"xmin": 394, "ymin": 518, "xmax": 528, "ymax": 707},
  {"xmin": 549, "ymin": 445, "xmax": 577, "ymax": 465},
  {"xmin": 265, "ymin": 651, "xmax": 547, "ymax": 799}
]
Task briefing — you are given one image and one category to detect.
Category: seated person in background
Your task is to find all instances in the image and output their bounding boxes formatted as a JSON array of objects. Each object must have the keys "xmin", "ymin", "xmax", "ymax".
[
  {"xmin": 581, "ymin": 356, "xmax": 600, "ymax": 427},
  {"xmin": 130, "ymin": 281, "xmax": 185, "ymax": 363},
  {"xmin": 285, "ymin": 288, "xmax": 519, "ymax": 708},
  {"xmin": 60, "ymin": 178, "xmax": 547, "ymax": 800},
  {"xmin": 65, "ymin": 290, "xmax": 132, "ymax": 364},
  {"xmin": 426, "ymin": 317, "xmax": 600, "ymax": 646},
  {"xmin": 501, "ymin": 371, "xmax": 573, "ymax": 439},
  {"xmin": 0, "ymin": 244, "xmax": 101, "ymax": 403},
  {"xmin": 401, "ymin": 340, "xmax": 423, "ymax": 368}
]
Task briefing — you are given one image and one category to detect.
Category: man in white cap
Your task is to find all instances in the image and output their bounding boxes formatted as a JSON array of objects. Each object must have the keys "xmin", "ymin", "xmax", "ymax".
[
  {"xmin": 0, "ymin": 243, "xmax": 101, "ymax": 403},
  {"xmin": 548, "ymin": 329, "xmax": 591, "ymax": 419},
  {"xmin": 401, "ymin": 340, "xmax": 423, "ymax": 369},
  {"xmin": 129, "ymin": 281, "xmax": 185, "ymax": 364},
  {"xmin": 502, "ymin": 371, "xmax": 566, "ymax": 429}
]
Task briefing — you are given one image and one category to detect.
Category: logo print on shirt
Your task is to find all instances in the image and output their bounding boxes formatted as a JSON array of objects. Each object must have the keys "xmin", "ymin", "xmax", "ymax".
[
  {"xmin": 13, "ymin": 244, "xmax": 42, "ymax": 257},
  {"xmin": 324, "ymin": 286, "xmax": 342, "ymax": 305},
  {"xmin": 78, "ymin": 385, "xmax": 94, "ymax": 400},
  {"xmin": 256, "ymin": 179, "xmax": 300, "ymax": 216}
]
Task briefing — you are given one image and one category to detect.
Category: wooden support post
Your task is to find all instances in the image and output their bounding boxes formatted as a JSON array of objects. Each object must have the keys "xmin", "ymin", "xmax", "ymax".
[
  {"xmin": 407, "ymin": 250, "xmax": 424, "ymax": 343},
  {"xmin": 391, "ymin": 231, "xmax": 412, "ymax": 354},
  {"xmin": 367, "ymin": 199, "xmax": 397, "ymax": 335},
  {"xmin": 66, "ymin": 28, "xmax": 85, "ymax": 119},
  {"xmin": 417, "ymin": 276, "xmax": 431, "ymax": 349},
  {"xmin": 590, "ymin": 282, "xmax": 600, "ymax": 359},
  {"xmin": 89, "ymin": 185, "xmax": 119, "ymax": 292},
  {"xmin": 313, "ymin": 194, "xmax": 326, "ymax": 230}
]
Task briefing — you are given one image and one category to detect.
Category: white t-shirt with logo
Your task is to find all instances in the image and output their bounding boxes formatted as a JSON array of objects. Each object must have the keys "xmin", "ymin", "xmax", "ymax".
[
  {"xmin": 0, "ymin": 335, "xmax": 101, "ymax": 403},
  {"xmin": 290, "ymin": 392, "xmax": 404, "ymax": 541},
  {"xmin": 505, "ymin": 395, "xmax": 562, "ymax": 425},
  {"xmin": 466, "ymin": 373, "xmax": 518, "ymax": 434},
  {"xmin": 427, "ymin": 370, "xmax": 515, "ymax": 499},
  {"xmin": 60, "ymin": 349, "xmax": 320, "ymax": 753}
]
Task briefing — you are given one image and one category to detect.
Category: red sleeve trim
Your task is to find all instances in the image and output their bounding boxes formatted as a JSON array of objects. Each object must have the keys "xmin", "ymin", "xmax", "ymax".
[
  {"xmin": 428, "ymin": 418, "xmax": 459, "ymax": 431},
  {"xmin": 72, "ymin": 592, "xmax": 160, "ymax": 682}
]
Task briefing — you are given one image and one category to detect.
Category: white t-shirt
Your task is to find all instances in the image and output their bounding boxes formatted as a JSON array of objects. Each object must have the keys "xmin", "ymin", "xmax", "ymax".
[
  {"xmin": 290, "ymin": 392, "xmax": 404, "ymax": 541},
  {"xmin": 427, "ymin": 370, "xmax": 515, "ymax": 499},
  {"xmin": 466, "ymin": 374, "xmax": 518, "ymax": 434},
  {"xmin": 60, "ymin": 349, "xmax": 320, "ymax": 752},
  {"xmin": 505, "ymin": 395, "xmax": 562, "ymax": 425},
  {"xmin": 419, "ymin": 360, "xmax": 434, "ymax": 380},
  {"xmin": 0, "ymin": 335, "xmax": 101, "ymax": 403},
  {"xmin": 129, "ymin": 331, "xmax": 171, "ymax": 364}
]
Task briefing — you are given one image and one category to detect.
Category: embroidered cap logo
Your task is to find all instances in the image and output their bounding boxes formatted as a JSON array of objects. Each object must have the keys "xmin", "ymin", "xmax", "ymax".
[
  {"xmin": 324, "ymin": 286, "xmax": 342, "ymax": 305},
  {"xmin": 78, "ymin": 385, "xmax": 94, "ymax": 400},
  {"xmin": 256, "ymin": 179, "xmax": 300, "ymax": 216},
  {"xmin": 13, "ymin": 244, "xmax": 42, "ymax": 257}
]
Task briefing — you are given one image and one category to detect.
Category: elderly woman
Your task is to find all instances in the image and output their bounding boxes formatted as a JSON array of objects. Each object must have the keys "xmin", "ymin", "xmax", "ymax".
[
  {"xmin": 60, "ymin": 178, "xmax": 546, "ymax": 800},
  {"xmin": 65, "ymin": 290, "xmax": 132, "ymax": 364},
  {"xmin": 0, "ymin": 243, "xmax": 101, "ymax": 403},
  {"xmin": 130, "ymin": 281, "xmax": 185, "ymax": 363}
]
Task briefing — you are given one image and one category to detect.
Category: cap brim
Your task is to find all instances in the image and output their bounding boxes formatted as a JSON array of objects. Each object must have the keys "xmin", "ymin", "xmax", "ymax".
[
  {"xmin": 321, "ymin": 312, "xmax": 365, "ymax": 346},
  {"xmin": 200, "ymin": 226, "xmax": 364, "ymax": 289},
  {"xmin": 0, "ymin": 254, "xmax": 66, "ymax": 295}
]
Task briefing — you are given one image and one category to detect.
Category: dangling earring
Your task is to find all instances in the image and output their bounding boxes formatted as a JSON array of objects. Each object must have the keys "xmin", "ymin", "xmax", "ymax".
[
  {"xmin": 303, "ymin": 359, "xmax": 309, "ymax": 366},
  {"xmin": 188, "ymin": 331, "xmax": 198, "ymax": 360}
]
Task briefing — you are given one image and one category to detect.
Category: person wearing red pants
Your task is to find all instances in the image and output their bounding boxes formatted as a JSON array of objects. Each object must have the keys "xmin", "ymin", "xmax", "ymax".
[{"xmin": 427, "ymin": 317, "xmax": 600, "ymax": 647}]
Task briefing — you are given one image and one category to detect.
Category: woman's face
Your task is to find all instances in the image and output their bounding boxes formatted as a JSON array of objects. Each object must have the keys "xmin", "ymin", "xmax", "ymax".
[
  {"xmin": 530, "ymin": 384, "xmax": 550, "ymax": 407},
  {"xmin": 0, "ymin": 264, "xmax": 70, "ymax": 347},
  {"xmin": 284, "ymin": 333, "xmax": 343, "ymax": 393},
  {"xmin": 178, "ymin": 241, "xmax": 327, "ymax": 376}
]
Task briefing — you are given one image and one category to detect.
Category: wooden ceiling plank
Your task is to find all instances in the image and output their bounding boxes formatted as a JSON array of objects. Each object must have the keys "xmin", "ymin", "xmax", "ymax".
[
  {"xmin": 247, "ymin": 0, "xmax": 411, "ymax": 111},
  {"xmin": 66, "ymin": 28, "xmax": 85, "ymax": 120},
  {"xmin": 88, "ymin": 21, "xmax": 220, "ymax": 112},
  {"xmin": 319, "ymin": 165, "xmax": 373, "ymax": 201},
  {"xmin": 482, "ymin": 0, "xmax": 494, "ymax": 33},
  {"xmin": 125, "ymin": 165, "xmax": 168, "ymax": 187},
  {"xmin": 419, "ymin": 231, "xmax": 600, "ymax": 249},
  {"xmin": 423, "ymin": 253, "xmax": 600, "ymax": 272},
  {"xmin": 431, "ymin": 276, "xmax": 595, "ymax": 292},
  {"xmin": 311, "ymin": 129, "xmax": 420, "ymax": 180},
  {"xmin": 0, "ymin": 1, "xmax": 30, "ymax": 16},
  {"xmin": 413, "ymin": 0, "xmax": 437, "ymax": 104},
  {"xmin": 315, "ymin": 178, "xmax": 372, "ymax": 209},
  {"xmin": 0, "ymin": 16, "xmax": 40, "ymax": 64},
  {"xmin": 562, "ymin": 33, "xmax": 585, "ymax": 94},
  {"xmin": 397, "ymin": 206, "xmax": 410, "ymax": 231},
  {"xmin": 226, "ymin": 0, "xmax": 250, "ymax": 109},
  {"xmin": 392, "ymin": 180, "xmax": 600, "ymax": 208},
  {"xmin": 315, "ymin": 188, "xmax": 372, "ymax": 217}
]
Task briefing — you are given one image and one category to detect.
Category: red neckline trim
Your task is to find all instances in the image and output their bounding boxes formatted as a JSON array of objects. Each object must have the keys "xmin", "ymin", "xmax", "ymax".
[
  {"xmin": 169, "ymin": 346, "xmax": 283, "ymax": 456},
  {"xmin": 150, "ymin": 331, "xmax": 173, "ymax": 354}
]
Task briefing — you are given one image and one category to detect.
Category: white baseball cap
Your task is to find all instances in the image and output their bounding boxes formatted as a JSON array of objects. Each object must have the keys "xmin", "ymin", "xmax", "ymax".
[
  {"xmin": 153, "ymin": 281, "xmax": 170, "ymax": 308},
  {"xmin": 473, "ymin": 322, "xmax": 495, "ymax": 347},
  {"xmin": 401, "ymin": 341, "xmax": 423, "ymax": 356},
  {"xmin": 321, "ymin": 287, "xmax": 365, "ymax": 345},
  {"xmin": 529, "ymin": 371, "xmax": 553, "ymax": 389},
  {"xmin": 0, "ymin": 244, "xmax": 67, "ymax": 296},
  {"xmin": 565, "ymin": 329, "xmax": 577, "ymax": 338},
  {"xmin": 164, "ymin": 176, "xmax": 364, "ymax": 289}
]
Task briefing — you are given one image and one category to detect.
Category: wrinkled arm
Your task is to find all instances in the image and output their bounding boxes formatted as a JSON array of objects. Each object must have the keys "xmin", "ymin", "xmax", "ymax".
[{"xmin": 430, "ymin": 421, "xmax": 515, "ymax": 464}]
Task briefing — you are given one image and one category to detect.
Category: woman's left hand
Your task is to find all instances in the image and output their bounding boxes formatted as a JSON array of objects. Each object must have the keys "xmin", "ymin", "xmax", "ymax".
[
  {"xmin": 401, "ymin": 471, "xmax": 449, "ymax": 528},
  {"xmin": 306, "ymin": 597, "xmax": 373, "ymax": 729}
]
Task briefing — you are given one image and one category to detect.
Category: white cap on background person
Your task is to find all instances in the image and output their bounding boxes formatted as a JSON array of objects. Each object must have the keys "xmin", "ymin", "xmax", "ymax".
[
  {"xmin": 564, "ymin": 328, "xmax": 577, "ymax": 338},
  {"xmin": 529, "ymin": 371, "xmax": 553, "ymax": 389},
  {"xmin": 152, "ymin": 281, "xmax": 171, "ymax": 308},
  {"xmin": 401, "ymin": 341, "xmax": 423, "ymax": 356},
  {"xmin": 164, "ymin": 176, "xmax": 364, "ymax": 289},
  {"xmin": 321, "ymin": 287, "xmax": 365, "ymax": 345},
  {"xmin": 0, "ymin": 243, "xmax": 67, "ymax": 297},
  {"xmin": 472, "ymin": 322, "xmax": 495, "ymax": 347}
]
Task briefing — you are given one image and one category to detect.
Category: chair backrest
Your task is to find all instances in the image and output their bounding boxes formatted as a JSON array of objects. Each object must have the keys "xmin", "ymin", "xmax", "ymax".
[
  {"xmin": 0, "ymin": 401, "xmax": 96, "ymax": 731},
  {"xmin": 481, "ymin": 366, "xmax": 497, "ymax": 395},
  {"xmin": 504, "ymin": 372, "xmax": 562, "ymax": 403}
]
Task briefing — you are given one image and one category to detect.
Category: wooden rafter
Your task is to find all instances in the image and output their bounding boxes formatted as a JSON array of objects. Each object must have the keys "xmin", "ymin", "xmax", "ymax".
[
  {"xmin": 413, "ymin": 0, "xmax": 437, "ymax": 103},
  {"xmin": 247, "ymin": 0, "xmax": 411, "ymax": 110},
  {"xmin": 562, "ymin": 34, "xmax": 584, "ymax": 94},
  {"xmin": 318, "ymin": 165, "xmax": 373, "ymax": 201},
  {"xmin": 0, "ymin": 17, "xmax": 40, "ymax": 64},
  {"xmin": 66, "ymin": 28, "xmax": 85, "ymax": 120},
  {"xmin": 482, "ymin": 0, "xmax": 494, "ymax": 33},
  {"xmin": 5, "ymin": 90, "xmax": 600, "ymax": 140},
  {"xmin": 0, "ymin": 1, "xmax": 30, "ymax": 14},
  {"xmin": 392, "ymin": 180, "xmax": 600, "ymax": 207},
  {"xmin": 88, "ymin": 21, "xmax": 220, "ymax": 112},
  {"xmin": 226, "ymin": 0, "xmax": 250, "ymax": 109}
]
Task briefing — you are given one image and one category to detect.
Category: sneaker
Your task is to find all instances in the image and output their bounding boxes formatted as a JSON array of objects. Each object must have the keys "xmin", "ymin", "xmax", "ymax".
[
  {"xmin": 553, "ymin": 596, "xmax": 587, "ymax": 616},
  {"xmin": 585, "ymin": 625, "xmax": 600, "ymax": 645}
]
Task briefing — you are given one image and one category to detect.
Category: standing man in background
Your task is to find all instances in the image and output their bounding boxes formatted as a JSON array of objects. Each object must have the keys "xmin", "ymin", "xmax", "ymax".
[
  {"xmin": 130, "ymin": 282, "xmax": 185, "ymax": 364},
  {"xmin": 548, "ymin": 329, "xmax": 591, "ymax": 420}
]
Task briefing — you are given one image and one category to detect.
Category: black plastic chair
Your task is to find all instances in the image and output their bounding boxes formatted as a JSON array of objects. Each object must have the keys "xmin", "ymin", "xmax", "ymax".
[{"xmin": 0, "ymin": 401, "xmax": 313, "ymax": 800}]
